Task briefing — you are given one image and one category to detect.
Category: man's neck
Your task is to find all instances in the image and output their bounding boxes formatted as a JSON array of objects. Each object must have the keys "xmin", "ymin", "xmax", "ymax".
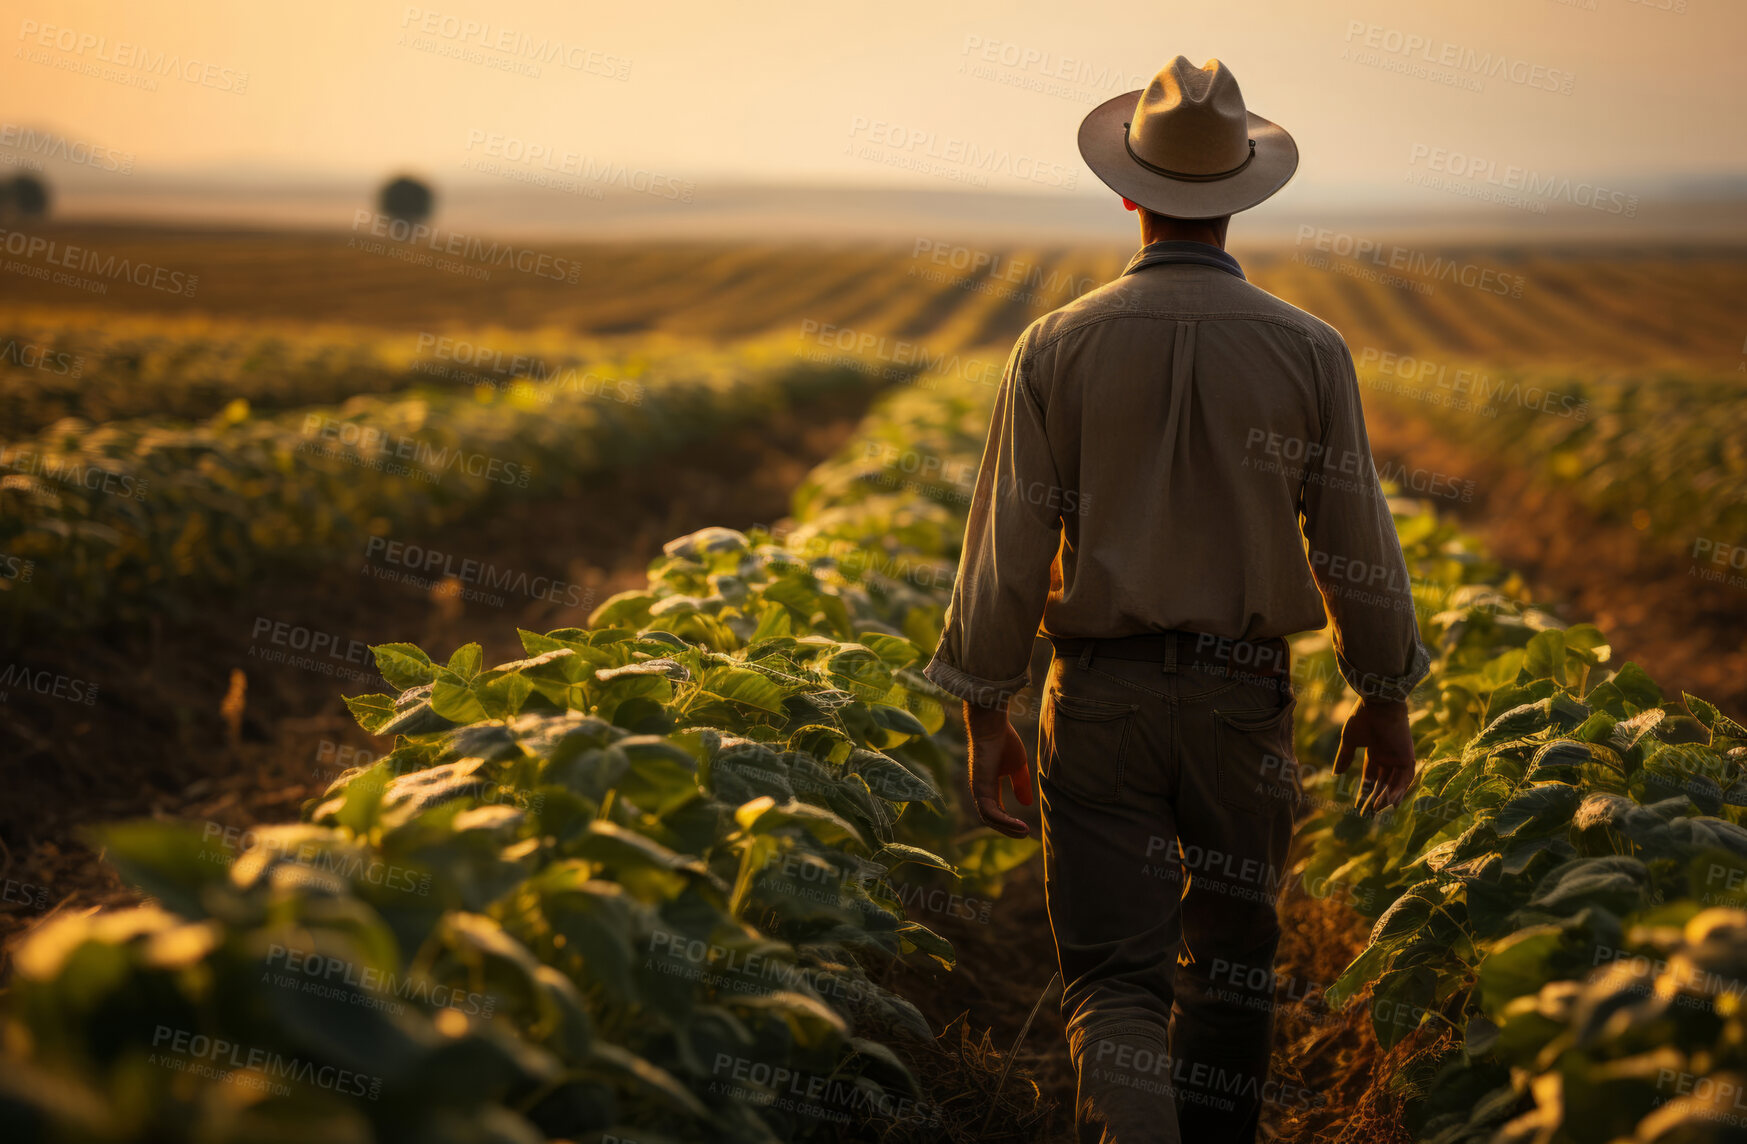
[{"xmin": 1139, "ymin": 217, "xmax": 1229, "ymax": 250}]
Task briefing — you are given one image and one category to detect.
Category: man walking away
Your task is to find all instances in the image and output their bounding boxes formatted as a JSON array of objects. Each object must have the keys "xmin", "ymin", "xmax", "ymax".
[{"xmin": 922, "ymin": 56, "xmax": 1430, "ymax": 1144}]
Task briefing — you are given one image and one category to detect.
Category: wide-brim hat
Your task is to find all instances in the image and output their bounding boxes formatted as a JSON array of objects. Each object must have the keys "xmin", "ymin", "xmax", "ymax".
[{"xmin": 1078, "ymin": 56, "xmax": 1297, "ymax": 219}]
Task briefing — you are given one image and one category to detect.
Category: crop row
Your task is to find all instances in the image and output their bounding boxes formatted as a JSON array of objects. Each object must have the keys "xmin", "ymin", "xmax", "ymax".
[
  {"xmin": 1357, "ymin": 359, "xmax": 1747, "ymax": 566},
  {"xmin": 0, "ymin": 309, "xmax": 678, "ymax": 436},
  {"xmin": 1286, "ymin": 396, "xmax": 1747, "ymax": 1135},
  {"xmin": 0, "ymin": 363, "xmax": 1037, "ymax": 1143},
  {"xmin": 0, "ymin": 341, "xmax": 885, "ymax": 631},
  {"xmin": 12, "ymin": 236, "xmax": 1746, "ymax": 369}
]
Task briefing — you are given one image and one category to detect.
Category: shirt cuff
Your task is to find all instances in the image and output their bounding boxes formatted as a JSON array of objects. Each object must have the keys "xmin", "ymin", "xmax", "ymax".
[
  {"xmin": 922, "ymin": 655, "xmax": 1031, "ymax": 708},
  {"xmin": 1338, "ymin": 638, "xmax": 1433, "ymax": 704}
]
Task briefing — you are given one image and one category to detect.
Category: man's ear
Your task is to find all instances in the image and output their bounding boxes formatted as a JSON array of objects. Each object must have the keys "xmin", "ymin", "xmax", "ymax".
[{"xmin": 1121, "ymin": 197, "xmax": 1140, "ymax": 212}]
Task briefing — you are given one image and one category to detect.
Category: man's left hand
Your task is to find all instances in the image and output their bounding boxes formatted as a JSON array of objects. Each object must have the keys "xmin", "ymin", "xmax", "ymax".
[
  {"xmin": 965, "ymin": 701, "xmax": 1033, "ymax": 838},
  {"xmin": 1334, "ymin": 698, "xmax": 1417, "ymax": 815}
]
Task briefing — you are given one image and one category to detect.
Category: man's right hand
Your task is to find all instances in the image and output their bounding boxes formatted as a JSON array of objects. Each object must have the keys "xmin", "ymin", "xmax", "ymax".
[
  {"xmin": 964, "ymin": 700, "xmax": 1033, "ymax": 838},
  {"xmin": 1333, "ymin": 698, "xmax": 1417, "ymax": 815}
]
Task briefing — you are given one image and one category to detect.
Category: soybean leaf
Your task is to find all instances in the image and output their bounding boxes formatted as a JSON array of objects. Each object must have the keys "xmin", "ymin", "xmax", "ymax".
[
  {"xmin": 896, "ymin": 920, "xmax": 955, "ymax": 970},
  {"xmin": 345, "ymin": 692, "xmax": 398, "ymax": 735},
  {"xmin": 878, "ymin": 843, "xmax": 957, "ymax": 876},
  {"xmin": 696, "ymin": 666, "xmax": 788, "ymax": 715},
  {"xmin": 447, "ymin": 643, "xmax": 484, "ymax": 681},
  {"xmin": 374, "ymin": 643, "xmax": 436, "ymax": 691},
  {"xmin": 1478, "ymin": 925, "xmax": 1568, "ymax": 1016},
  {"xmin": 1494, "ymin": 783, "xmax": 1581, "ymax": 840}
]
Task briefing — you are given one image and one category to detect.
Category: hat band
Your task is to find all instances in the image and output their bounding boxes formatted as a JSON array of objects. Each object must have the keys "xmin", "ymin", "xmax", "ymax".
[{"xmin": 1122, "ymin": 129, "xmax": 1256, "ymax": 183}]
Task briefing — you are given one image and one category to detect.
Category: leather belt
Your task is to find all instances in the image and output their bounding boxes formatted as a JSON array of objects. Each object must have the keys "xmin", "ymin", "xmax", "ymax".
[{"xmin": 1049, "ymin": 630, "xmax": 1290, "ymax": 682}]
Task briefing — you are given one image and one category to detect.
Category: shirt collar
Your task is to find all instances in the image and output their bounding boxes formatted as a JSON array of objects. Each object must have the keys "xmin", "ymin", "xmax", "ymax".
[{"xmin": 1121, "ymin": 240, "xmax": 1245, "ymax": 281}]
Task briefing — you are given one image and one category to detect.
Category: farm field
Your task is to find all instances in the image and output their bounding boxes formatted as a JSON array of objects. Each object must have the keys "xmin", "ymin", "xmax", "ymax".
[
  {"xmin": 2, "ymin": 226, "xmax": 1746, "ymax": 1143},
  {"xmin": 5, "ymin": 225, "xmax": 1744, "ymax": 363},
  {"xmin": 5, "ymin": 228, "xmax": 1743, "ymax": 702}
]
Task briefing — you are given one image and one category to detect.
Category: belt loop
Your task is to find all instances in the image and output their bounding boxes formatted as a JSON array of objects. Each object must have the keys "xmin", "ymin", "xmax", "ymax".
[
  {"xmin": 1162, "ymin": 632, "xmax": 1178, "ymax": 675},
  {"xmin": 1078, "ymin": 641, "xmax": 1094, "ymax": 669}
]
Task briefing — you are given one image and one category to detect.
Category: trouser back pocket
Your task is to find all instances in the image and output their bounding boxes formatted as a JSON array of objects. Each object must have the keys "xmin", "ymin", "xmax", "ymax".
[
  {"xmin": 1211, "ymin": 698, "xmax": 1299, "ymax": 815},
  {"xmin": 1042, "ymin": 688, "xmax": 1140, "ymax": 805}
]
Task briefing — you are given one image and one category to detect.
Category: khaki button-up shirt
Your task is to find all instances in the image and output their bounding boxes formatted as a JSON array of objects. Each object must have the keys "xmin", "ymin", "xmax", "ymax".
[{"xmin": 923, "ymin": 240, "xmax": 1431, "ymax": 707}]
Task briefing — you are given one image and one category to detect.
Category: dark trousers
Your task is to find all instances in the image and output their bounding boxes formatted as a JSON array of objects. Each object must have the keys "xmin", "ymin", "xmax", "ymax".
[{"xmin": 1037, "ymin": 642, "xmax": 1300, "ymax": 1144}]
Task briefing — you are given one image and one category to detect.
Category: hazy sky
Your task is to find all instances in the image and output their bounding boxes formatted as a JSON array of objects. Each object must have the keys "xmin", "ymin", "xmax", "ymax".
[{"xmin": 6, "ymin": 0, "xmax": 1745, "ymax": 201}]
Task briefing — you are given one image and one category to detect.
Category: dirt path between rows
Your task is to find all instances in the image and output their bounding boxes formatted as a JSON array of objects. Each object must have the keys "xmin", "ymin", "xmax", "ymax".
[{"xmin": 0, "ymin": 386, "xmax": 877, "ymax": 973}]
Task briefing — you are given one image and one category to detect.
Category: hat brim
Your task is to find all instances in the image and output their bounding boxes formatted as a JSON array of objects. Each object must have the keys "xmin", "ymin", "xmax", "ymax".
[{"xmin": 1078, "ymin": 89, "xmax": 1298, "ymax": 219}]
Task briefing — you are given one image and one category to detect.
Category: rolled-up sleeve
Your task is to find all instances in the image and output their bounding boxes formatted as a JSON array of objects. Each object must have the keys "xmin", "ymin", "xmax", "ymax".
[
  {"xmin": 1301, "ymin": 336, "xmax": 1432, "ymax": 703},
  {"xmin": 924, "ymin": 326, "xmax": 1062, "ymax": 707}
]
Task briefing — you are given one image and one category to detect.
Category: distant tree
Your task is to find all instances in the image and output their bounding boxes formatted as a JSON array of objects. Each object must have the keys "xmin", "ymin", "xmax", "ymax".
[
  {"xmin": 378, "ymin": 175, "xmax": 433, "ymax": 225},
  {"xmin": 3, "ymin": 173, "xmax": 50, "ymax": 219}
]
